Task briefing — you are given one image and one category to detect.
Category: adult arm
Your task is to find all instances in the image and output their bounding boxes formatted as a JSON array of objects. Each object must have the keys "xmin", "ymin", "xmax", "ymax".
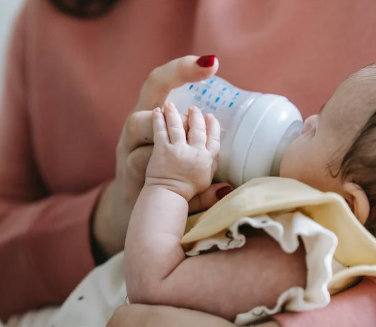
[
  {"xmin": 107, "ymin": 304, "xmax": 280, "ymax": 327},
  {"xmin": 106, "ymin": 304, "xmax": 237, "ymax": 327},
  {"xmin": 273, "ymin": 277, "xmax": 376, "ymax": 327},
  {"xmin": 110, "ymin": 274, "xmax": 376, "ymax": 327},
  {"xmin": 0, "ymin": 6, "xmax": 108, "ymax": 319},
  {"xmin": 0, "ymin": 34, "xmax": 230, "ymax": 321}
]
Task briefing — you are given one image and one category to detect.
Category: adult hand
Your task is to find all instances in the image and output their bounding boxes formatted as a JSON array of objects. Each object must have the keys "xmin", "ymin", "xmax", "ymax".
[
  {"xmin": 92, "ymin": 56, "xmax": 233, "ymax": 259},
  {"xmin": 106, "ymin": 304, "xmax": 281, "ymax": 327},
  {"xmin": 106, "ymin": 304, "xmax": 236, "ymax": 327}
]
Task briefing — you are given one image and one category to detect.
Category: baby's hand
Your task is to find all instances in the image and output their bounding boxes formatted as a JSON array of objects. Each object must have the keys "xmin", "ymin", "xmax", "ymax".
[{"xmin": 145, "ymin": 102, "xmax": 220, "ymax": 201}]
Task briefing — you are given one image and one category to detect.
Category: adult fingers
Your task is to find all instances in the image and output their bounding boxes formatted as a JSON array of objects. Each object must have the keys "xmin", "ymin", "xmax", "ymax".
[
  {"xmin": 188, "ymin": 183, "xmax": 234, "ymax": 213},
  {"xmin": 119, "ymin": 111, "xmax": 189, "ymax": 155},
  {"xmin": 118, "ymin": 145, "xmax": 154, "ymax": 181},
  {"xmin": 135, "ymin": 55, "xmax": 219, "ymax": 112}
]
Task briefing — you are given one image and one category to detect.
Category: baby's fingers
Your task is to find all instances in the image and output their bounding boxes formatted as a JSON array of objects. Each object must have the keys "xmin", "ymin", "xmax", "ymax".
[
  {"xmin": 152, "ymin": 108, "xmax": 169, "ymax": 145},
  {"xmin": 187, "ymin": 107, "xmax": 207, "ymax": 147},
  {"xmin": 205, "ymin": 114, "xmax": 220, "ymax": 156},
  {"xmin": 164, "ymin": 102, "xmax": 186, "ymax": 144}
]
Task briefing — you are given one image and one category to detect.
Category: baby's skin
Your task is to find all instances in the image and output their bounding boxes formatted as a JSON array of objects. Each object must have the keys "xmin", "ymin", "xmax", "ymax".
[{"xmin": 124, "ymin": 103, "xmax": 306, "ymax": 321}]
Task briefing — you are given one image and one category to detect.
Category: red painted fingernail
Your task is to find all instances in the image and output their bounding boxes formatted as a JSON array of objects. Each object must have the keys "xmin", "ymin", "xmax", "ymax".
[
  {"xmin": 216, "ymin": 186, "xmax": 233, "ymax": 200},
  {"xmin": 196, "ymin": 55, "xmax": 216, "ymax": 68}
]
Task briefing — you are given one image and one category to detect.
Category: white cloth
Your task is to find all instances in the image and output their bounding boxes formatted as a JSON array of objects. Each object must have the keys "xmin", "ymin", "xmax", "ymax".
[
  {"xmin": 51, "ymin": 252, "xmax": 126, "ymax": 327},
  {"xmin": 3, "ymin": 211, "xmax": 343, "ymax": 327},
  {"xmin": 4, "ymin": 308, "xmax": 58, "ymax": 327}
]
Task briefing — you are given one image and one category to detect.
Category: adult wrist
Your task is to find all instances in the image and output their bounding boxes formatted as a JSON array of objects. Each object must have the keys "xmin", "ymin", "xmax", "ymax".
[
  {"xmin": 91, "ymin": 181, "xmax": 124, "ymax": 260},
  {"xmin": 90, "ymin": 214, "xmax": 109, "ymax": 265},
  {"xmin": 89, "ymin": 181, "xmax": 116, "ymax": 264}
]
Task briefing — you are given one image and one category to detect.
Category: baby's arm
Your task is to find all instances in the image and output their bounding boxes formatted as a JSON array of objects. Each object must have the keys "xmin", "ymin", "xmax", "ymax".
[{"xmin": 124, "ymin": 103, "xmax": 306, "ymax": 321}]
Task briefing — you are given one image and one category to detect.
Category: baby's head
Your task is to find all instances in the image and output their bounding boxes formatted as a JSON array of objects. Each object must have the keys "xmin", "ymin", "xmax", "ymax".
[{"xmin": 280, "ymin": 64, "xmax": 376, "ymax": 234}]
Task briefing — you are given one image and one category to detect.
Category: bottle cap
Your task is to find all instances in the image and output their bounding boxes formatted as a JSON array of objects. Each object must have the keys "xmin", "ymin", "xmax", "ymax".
[{"xmin": 228, "ymin": 94, "xmax": 302, "ymax": 187}]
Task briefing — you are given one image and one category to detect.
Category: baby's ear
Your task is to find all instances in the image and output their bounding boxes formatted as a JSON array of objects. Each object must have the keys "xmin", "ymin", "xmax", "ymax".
[{"xmin": 343, "ymin": 182, "xmax": 370, "ymax": 225}]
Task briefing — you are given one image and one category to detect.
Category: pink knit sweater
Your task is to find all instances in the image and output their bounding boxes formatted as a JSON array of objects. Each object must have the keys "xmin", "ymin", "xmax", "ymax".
[{"xmin": 2, "ymin": 0, "xmax": 376, "ymax": 325}]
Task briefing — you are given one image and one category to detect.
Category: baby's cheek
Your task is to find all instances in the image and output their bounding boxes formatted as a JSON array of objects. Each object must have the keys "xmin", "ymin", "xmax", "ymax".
[
  {"xmin": 279, "ymin": 156, "xmax": 292, "ymax": 178},
  {"xmin": 279, "ymin": 144, "xmax": 298, "ymax": 178}
]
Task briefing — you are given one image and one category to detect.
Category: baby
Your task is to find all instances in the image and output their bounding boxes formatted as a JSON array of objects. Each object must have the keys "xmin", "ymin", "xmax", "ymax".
[{"xmin": 124, "ymin": 63, "xmax": 376, "ymax": 321}]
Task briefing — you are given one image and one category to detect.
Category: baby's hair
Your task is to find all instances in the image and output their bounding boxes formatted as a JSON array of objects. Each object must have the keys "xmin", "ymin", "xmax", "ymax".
[
  {"xmin": 340, "ymin": 111, "xmax": 376, "ymax": 235},
  {"xmin": 336, "ymin": 64, "xmax": 376, "ymax": 236},
  {"xmin": 49, "ymin": 0, "xmax": 120, "ymax": 18}
]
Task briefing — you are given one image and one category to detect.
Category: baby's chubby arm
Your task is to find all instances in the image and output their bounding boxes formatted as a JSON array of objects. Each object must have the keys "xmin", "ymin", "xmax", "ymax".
[
  {"xmin": 124, "ymin": 103, "xmax": 306, "ymax": 321},
  {"xmin": 125, "ymin": 102, "xmax": 219, "ymax": 303}
]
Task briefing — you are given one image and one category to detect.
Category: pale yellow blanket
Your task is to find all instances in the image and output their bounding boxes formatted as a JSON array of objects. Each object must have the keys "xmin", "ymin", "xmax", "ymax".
[{"xmin": 183, "ymin": 177, "xmax": 376, "ymax": 294}]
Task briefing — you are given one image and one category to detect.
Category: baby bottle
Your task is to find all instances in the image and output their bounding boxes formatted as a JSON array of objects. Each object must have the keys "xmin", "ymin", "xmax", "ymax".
[{"xmin": 165, "ymin": 76, "xmax": 303, "ymax": 187}]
